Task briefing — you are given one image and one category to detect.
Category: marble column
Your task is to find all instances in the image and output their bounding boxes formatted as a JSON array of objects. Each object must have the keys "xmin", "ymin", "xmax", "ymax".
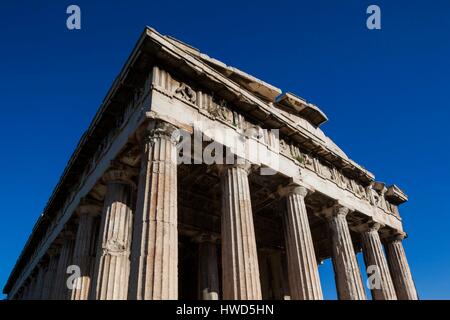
[
  {"xmin": 219, "ymin": 162, "xmax": 262, "ymax": 300},
  {"xmin": 70, "ymin": 201, "xmax": 101, "ymax": 300},
  {"xmin": 197, "ymin": 236, "xmax": 220, "ymax": 300},
  {"xmin": 280, "ymin": 185, "xmax": 322, "ymax": 300},
  {"xmin": 52, "ymin": 233, "xmax": 75, "ymax": 299},
  {"xmin": 128, "ymin": 120, "xmax": 178, "ymax": 300},
  {"xmin": 325, "ymin": 205, "xmax": 366, "ymax": 300},
  {"xmin": 359, "ymin": 222, "xmax": 397, "ymax": 300},
  {"xmin": 91, "ymin": 167, "xmax": 134, "ymax": 300},
  {"xmin": 41, "ymin": 249, "xmax": 59, "ymax": 299},
  {"xmin": 384, "ymin": 232, "xmax": 418, "ymax": 300}
]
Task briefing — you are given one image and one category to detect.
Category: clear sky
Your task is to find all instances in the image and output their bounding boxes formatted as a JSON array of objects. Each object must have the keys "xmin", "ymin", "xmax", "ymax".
[{"xmin": 1, "ymin": 0, "xmax": 449, "ymax": 300}]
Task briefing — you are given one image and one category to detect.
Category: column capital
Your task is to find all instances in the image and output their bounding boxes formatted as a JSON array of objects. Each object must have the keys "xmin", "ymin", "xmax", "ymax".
[
  {"xmin": 214, "ymin": 161, "xmax": 253, "ymax": 177},
  {"xmin": 333, "ymin": 205, "xmax": 350, "ymax": 217},
  {"xmin": 194, "ymin": 233, "xmax": 219, "ymax": 244},
  {"xmin": 384, "ymin": 231, "xmax": 407, "ymax": 243},
  {"xmin": 278, "ymin": 184, "xmax": 309, "ymax": 198},
  {"xmin": 57, "ymin": 226, "xmax": 76, "ymax": 241},
  {"xmin": 76, "ymin": 198, "xmax": 103, "ymax": 217},
  {"xmin": 354, "ymin": 220, "xmax": 383, "ymax": 233},
  {"xmin": 102, "ymin": 162, "xmax": 137, "ymax": 187},
  {"xmin": 140, "ymin": 119, "xmax": 180, "ymax": 144},
  {"xmin": 318, "ymin": 203, "xmax": 352, "ymax": 220}
]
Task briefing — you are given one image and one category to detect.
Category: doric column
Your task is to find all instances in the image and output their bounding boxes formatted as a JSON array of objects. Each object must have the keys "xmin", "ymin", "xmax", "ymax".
[
  {"xmin": 128, "ymin": 120, "xmax": 178, "ymax": 300},
  {"xmin": 27, "ymin": 279, "xmax": 36, "ymax": 300},
  {"xmin": 91, "ymin": 167, "xmax": 135, "ymax": 300},
  {"xmin": 52, "ymin": 232, "xmax": 75, "ymax": 299},
  {"xmin": 32, "ymin": 264, "xmax": 46, "ymax": 299},
  {"xmin": 384, "ymin": 232, "xmax": 418, "ymax": 300},
  {"xmin": 359, "ymin": 222, "xmax": 397, "ymax": 300},
  {"xmin": 70, "ymin": 200, "xmax": 101, "ymax": 300},
  {"xmin": 13, "ymin": 288, "xmax": 24, "ymax": 300},
  {"xmin": 324, "ymin": 205, "xmax": 366, "ymax": 300},
  {"xmin": 280, "ymin": 185, "xmax": 322, "ymax": 300},
  {"xmin": 22, "ymin": 281, "xmax": 31, "ymax": 300},
  {"xmin": 41, "ymin": 249, "xmax": 59, "ymax": 299},
  {"xmin": 197, "ymin": 235, "xmax": 220, "ymax": 300},
  {"xmin": 26, "ymin": 276, "xmax": 37, "ymax": 300},
  {"xmin": 219, "ymin": 162, "xmax": 262, "ymax": 300}
]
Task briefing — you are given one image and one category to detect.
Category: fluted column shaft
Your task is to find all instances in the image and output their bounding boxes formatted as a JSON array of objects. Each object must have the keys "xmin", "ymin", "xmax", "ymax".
[
  {"xmin": 71, "ymin": 203, "xmax": 100, "ymax": 300},
  {"xmin": 326, "ymin": 206, "xmax": 366, "ymax": 300},
  {"xmin": 19, "ymin": 287, "xmax": 27, "ymax": 300},
  {"xmin": 128, "ymin": 121, "xmax": 178, "ymax": 300},
  {"xmin": 22, "ymin": 282, "xmax": 31, "ymax": 300},
  {"xmin": 91, "ymin": 169, "xmax": 134, "ymax": 300},
  {"xmin": 41, "ymin": 252, "xmax": 59, "ymax": 299},
  {"xmin": 26, "ymin": 277, "xmax": 37, "ymax": 300},
  {"xmin": 52, "ymin": 235, "xmax": 75, "ymax": 299},
  {"xmin": 384, "ymin": 234, "xmax": 418, "ymax": 300},
  {"xmin": 220, "ymin": 163, "xmax": 262, "ymax": 300},
  {"xmin": 198, "ymin": 240, "xmax": 219, "ymax": 300},
  {"xmin": 281, "ymin": 186, "xmax": 323, "ymax": 300},
  {"xmin": 360, "ymin": 223, "xmax": 397, "ymax": 300},
  {"xmin": 32, "ymin": 266, "xmax": 46, "ymax": 299},
  {"xmin": 29, "ymin": 279, "xmax": 37, "ymax": 300}
]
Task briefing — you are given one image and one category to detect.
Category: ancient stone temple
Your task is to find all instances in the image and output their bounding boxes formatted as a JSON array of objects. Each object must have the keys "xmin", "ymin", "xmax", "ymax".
[{"xmin": 3, "ymin": 27, "xmax": 418, "ymax": 300}]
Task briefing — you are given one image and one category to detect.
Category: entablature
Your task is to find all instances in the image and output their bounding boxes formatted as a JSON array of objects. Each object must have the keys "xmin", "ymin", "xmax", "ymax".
[{"xmin": 150, "ymin": 65, "xmax": 404, "ymax": 227}]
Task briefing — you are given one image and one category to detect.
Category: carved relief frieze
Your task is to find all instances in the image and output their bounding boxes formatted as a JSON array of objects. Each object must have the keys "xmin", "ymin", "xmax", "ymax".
[
  {"xmin": 153, "ymin": 67, "xmax": 286, "ymax": 151},
  {"xmin": 209, "ymin": 95, "xmax": 234, "ymax": 124},
  {"xmin": 304, "ymin": 154, "xmax": 315, "ymax": 171},
  {"xmin": 279, "ymin": 138, "xmax": 290, "ymax": 156},
  {"xmin": 318, "ymin": 161, "xmax": 334, "ymax": 182},
  {"xmin": 175, "ymin": 82, "xmax": 197, "ymax": 104}
]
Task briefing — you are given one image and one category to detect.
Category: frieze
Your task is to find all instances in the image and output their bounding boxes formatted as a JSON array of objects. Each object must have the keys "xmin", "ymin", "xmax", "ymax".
[{"xmin": 175, "ymin": 83, "xmax": 197, "ymax": 104}]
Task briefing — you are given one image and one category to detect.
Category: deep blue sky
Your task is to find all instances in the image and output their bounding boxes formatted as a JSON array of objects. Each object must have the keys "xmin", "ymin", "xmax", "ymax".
[{"xmin": 1, "ymin": 0, "xmax": 449, "ymax": 299}]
